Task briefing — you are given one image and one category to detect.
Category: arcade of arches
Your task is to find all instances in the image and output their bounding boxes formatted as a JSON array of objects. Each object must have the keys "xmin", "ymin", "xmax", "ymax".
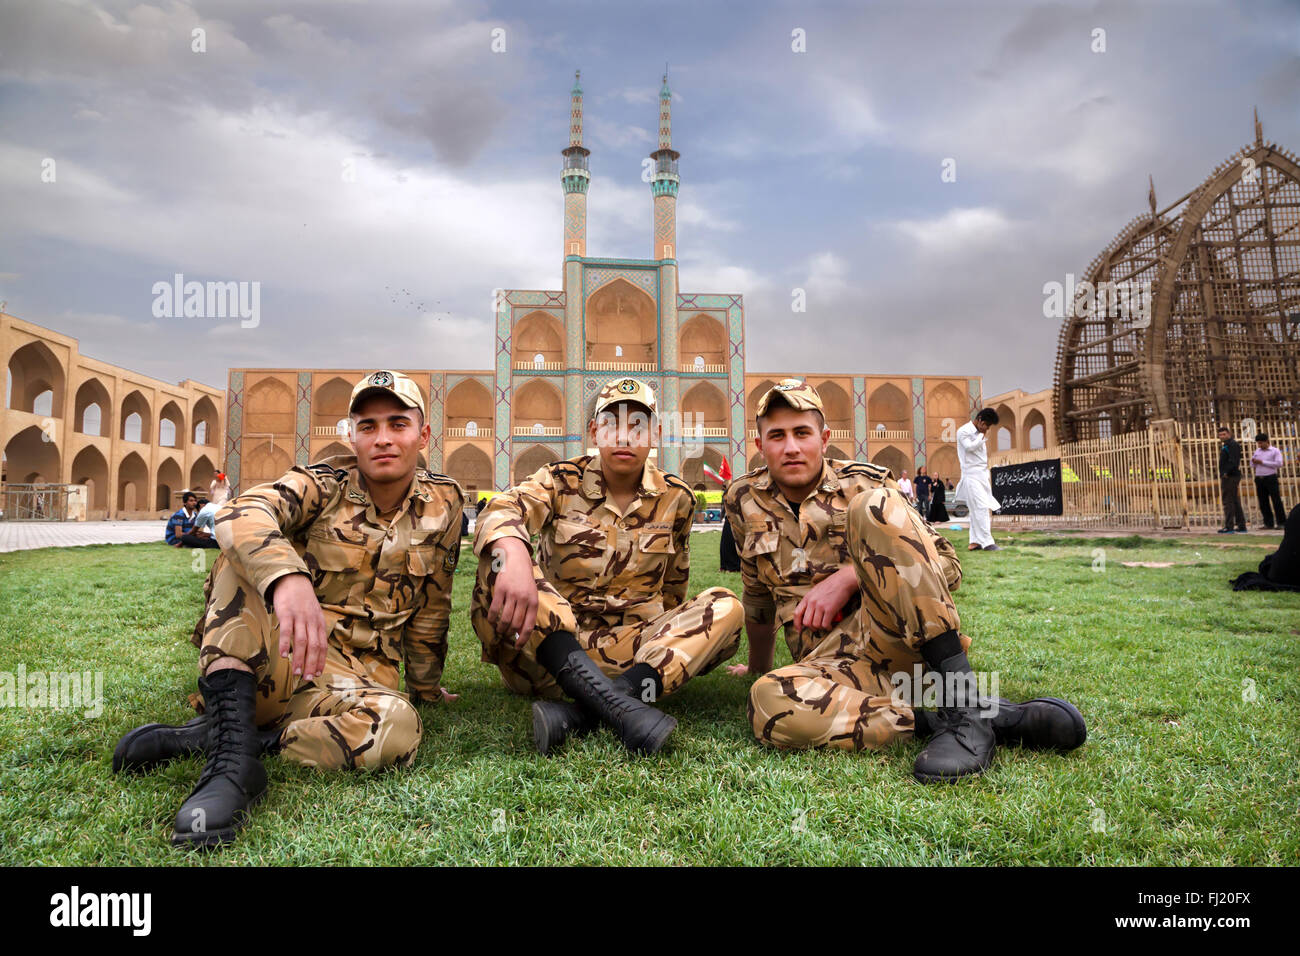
[{"xmin": 2, "ymin": 313, "xmax": 225, "ymax": 520}]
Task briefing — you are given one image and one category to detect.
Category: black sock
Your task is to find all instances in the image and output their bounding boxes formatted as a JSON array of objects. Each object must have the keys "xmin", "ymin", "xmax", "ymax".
[
  {"xmin": 919, "ymin": 629, "xmax": 963, "ymax": 669},
  {"xmin": 536, "ymin": 630, "xmax": 582, "ymax": 675},
  {"xmin": 617, "ymin": 662, "xmax": 664, "ymax": 702}
]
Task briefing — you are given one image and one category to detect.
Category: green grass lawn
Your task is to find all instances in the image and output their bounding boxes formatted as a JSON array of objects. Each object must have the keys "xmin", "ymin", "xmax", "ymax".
[{"xmin": 1, "ymin": 530, "xmax": 1297, "ymax": 865}]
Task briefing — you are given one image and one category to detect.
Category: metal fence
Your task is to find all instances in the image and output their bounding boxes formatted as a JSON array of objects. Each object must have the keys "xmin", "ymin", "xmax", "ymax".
[
  {"xmin": 989, "ymin": 418, "xmax": 1299, "ymax": 530},
  {"xmin": 0, "ymin": 483, "xmax": 73, "ymax": 521}
]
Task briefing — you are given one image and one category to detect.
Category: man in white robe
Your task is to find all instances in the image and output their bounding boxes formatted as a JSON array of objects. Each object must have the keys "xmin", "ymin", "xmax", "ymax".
[{"xmin": 955, "ymin": 408, "xmax": 1001, "ymax": 551}]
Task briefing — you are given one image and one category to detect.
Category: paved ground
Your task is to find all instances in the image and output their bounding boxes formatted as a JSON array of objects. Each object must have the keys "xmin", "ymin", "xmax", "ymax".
[{"xmin": 0, "ymin": 520, "xmax": 167, "ymax": 553}]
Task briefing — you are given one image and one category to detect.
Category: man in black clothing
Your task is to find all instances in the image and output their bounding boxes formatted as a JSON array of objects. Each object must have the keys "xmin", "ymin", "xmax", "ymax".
[{"xmin": 1217, "ymin": 425, "xmax": 1247, "ymax": 534}]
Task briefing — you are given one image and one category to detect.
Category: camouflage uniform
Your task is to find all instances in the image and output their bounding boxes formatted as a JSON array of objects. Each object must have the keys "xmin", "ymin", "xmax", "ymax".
[
  {"xmin": 471, "ymin": 454, "xmax": 743, "ymax": 698},
  {"xmin": 192, "ymin": 453, "xmax": 463, "ymax": 770},
  {"xmin": 725, "ymin": 457, "xmax": 967, "ymax": 751}
]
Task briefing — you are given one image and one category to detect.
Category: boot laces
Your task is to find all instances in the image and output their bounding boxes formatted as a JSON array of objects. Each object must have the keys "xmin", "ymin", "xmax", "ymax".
[{"xmin": 196, "ymin": 685, "xmax": 255, "ymax": 786}]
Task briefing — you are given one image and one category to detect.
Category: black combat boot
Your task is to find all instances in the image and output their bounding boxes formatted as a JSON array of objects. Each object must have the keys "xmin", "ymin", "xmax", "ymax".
[
  {"xmin": 536, "ymin": 634, "xmax": 675, "ymax": 755},
  {"xmin": 171, "ymin": 668, "xmax": 267, "ymax": 850},
  {"xmin": 113, "ymin": 714, "xmax": 210, "ymax": 773},
  {"xmin": 912, "ymin": 632, "xmax": 995, "ymax": 784},
  {"xmin": 531, "ymin": 663, "xmax": 664, "ymax": 755},
  {"xmin": 989, "ymin": 697, "xmax": 1087, "ymax": 751}
]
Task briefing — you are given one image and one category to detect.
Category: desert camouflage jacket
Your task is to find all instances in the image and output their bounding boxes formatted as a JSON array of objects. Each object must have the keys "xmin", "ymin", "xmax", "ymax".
[
  {"xmin": 473, "ymin": 455, "xmax": 695, "ymax": 631},
  {"xmin": 723, "ymin": 457, "xmax": 962, "ymax": 634},
  {"xmin": 213, "ymin": 454, "xmax": 464, "ymax": 701}
]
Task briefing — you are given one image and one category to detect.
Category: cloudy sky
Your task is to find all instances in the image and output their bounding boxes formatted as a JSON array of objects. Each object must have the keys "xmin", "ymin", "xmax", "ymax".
[{"xmin": 2, "ymin": 0, "xmax": 1297, "ymax": 396}]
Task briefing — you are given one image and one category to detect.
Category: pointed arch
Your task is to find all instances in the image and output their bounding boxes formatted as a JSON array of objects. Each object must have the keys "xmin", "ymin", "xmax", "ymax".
[
  {"xmin": 74, "ymin": 379, "xmax": 113, "ymax": 437},
  {"xmin": 157, "ymin": 457, "xmax": 183, "ymax": 510},
  {"xmin": 71, "ymin": 445, "xmax": 109, "ymax": 513},
  {"xmin": 315, "ymin": 441, "xmax": 353, "ymax": 461},
  {"xmin": 585, "ymin": 278, "xmax": 657, "ymax": 365},
  {"xmin": 446, "ymin": 444, "xmax": 493, "ymax": 494},
  {"xmin": 189, "ymin": 454, "xmax": 216, "ymax": 493},
  {"xmin": 746, "ymin": 378, "xmax": 778, "ymax": 425},
  {"xmin": 120, "ymin": 390, "xmax": 152, "ymax": 443},
  {"xmin": 815, "ymin": 380, "xmax": 852, "ymax": 432},
  {"xmin": 4, "ymin": 425, "xmax": 61, "ymax": 486},
  {"xmin": 6, "ymin": 340, "xmax": 66, "ymax": 416},
  {"xmin": 246, "ymin": 377, "xmax": 295, "ymax": 434},
  {"xmin": 869, "ymin": 382, "xmax": 909, "ymax": 431},
  {"xmin": 193, "ymin": 395, "xmax": 219, "ymax": 446},
  {"xmin": 681, "ymin": 380, "xmax": 727, "ymax": 430},
  {"xmin": 870, "ymin": 444, "xmax": 909, "ymax": 479},
  {"xmin": 313, "ymin": 376, "xmax": 354, "ymax": 430},
  {"xmin": 678, "ymin": 314, "xmax": 726, "ymax": 368},
  {"xmin": 159, "ymin": 400, "xmax": 185, "ymax": 449},
  {"xmin": 446, "ymin": 378, "xmax": 493, "ymax": 429},
  {"xmin": 1023, "ymin": 408, "xmax": 1047, "ymax": 450},
  {"xmin": 512, "ymin": 379, "xmax": 564, "ymax": 431},
  {"xmin": 244, "ymin": 441, "xmax": 292, "ymax": 486},
  {"xmin": 514, "ymin": 311, "xmax": 565, "ymax": 366},
  {"xmin": 513, "ymin": 444, "xmax": 562, "ymax": 485},
  {"xmin": 117, "ymin": 451, "xmax": 149, "ymax": 513},
  {"xmin": 926, "ymin": 382, "xmax": 966, "ymax": 421}
]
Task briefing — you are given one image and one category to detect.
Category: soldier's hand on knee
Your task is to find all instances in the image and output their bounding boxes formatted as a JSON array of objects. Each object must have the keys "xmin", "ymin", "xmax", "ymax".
[
  {"xmin": 272, "ymin": 573, "xmax": 329, "ymax": 681},
  {"xmin": 486, "ymin": 539, "xmax": 538, "ymax": 645},
  {"xmin": 793, "ymin": 566, "xmax": 858, "ymax": 633}
]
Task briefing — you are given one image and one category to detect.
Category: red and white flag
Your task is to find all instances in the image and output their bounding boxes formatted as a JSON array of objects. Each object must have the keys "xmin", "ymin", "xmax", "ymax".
[{"xmin": 703, "ymin": 459, "xmax": 733, "ymax": 485}]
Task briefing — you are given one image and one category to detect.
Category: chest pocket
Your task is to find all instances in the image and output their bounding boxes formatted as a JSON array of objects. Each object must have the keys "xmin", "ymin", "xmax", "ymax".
[
  {"xmin": 826, "ymin": 512, "xmax": 848, "ymax": 560},
  {"xmin": 744, "ymin": 517, "xmax": 781, "ymax": 558},
  {"xmin": 551, "ymin": 517, "xmax": 609, "ymax": 576},
  {"xmin": 406, "ymin": 545, "xmax": 437, "ymax": 577},
  {"xmin": 305, "ymin": 534, "xmax": 371, "ymax": 604},
  {"xmin": 637, "ymin": 530, "xmax": 675, "ymax": 556}
]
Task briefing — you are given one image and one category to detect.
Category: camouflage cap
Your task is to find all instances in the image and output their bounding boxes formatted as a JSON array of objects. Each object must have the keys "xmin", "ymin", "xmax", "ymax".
[
  {"xmin": 350, "ymin": 370, "xmax": 426, "ymax": 420},
  {"xmin": 755, "ymin": 378, "xmax": 823, "ymax": 418},
  {"xmin": 593, "ymin": 377, "xmax": 657, "ymax": 419}
]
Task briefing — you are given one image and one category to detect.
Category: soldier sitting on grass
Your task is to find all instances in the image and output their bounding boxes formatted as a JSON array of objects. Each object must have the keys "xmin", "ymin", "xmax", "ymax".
[
  {"xmin": 113, "ymin": 371, "xmax": 464, "ymax": 850},
  {"xmin": 725, "ymin": 379, "xmax": 1087, "ymax": 783},
  {"xmin": 471, "ymin": 378, "xmax": 744, "ymax": 756}
]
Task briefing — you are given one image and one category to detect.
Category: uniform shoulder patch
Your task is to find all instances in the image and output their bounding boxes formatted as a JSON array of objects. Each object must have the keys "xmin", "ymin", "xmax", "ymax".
[
  {"xmin": 836, "ymin": 459, "xmax": 891, "ymax": 481},
  {"xmin": 663, "ymin": 473, "xmax": 694, "ymax": 495}
]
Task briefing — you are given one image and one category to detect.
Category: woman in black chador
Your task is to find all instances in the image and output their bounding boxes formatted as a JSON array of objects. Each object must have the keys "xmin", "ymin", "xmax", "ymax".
[
  {"xmin": 928, "ymin": 475, "xmax": 949, "ymax": 523},
  {"xmin": 1232, "ymin": 504, "xmax": 1300, "ymax": 591}
]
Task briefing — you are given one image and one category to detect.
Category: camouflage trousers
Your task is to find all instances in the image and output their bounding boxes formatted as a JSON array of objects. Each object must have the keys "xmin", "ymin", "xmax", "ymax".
[
  {"xmin": 471, "ymin": 559, "xmax": 743, "ymax": 699},
  {"xmin": 749, "ymin": 486, "xmax": 971, "ymax": 751},
  {"xmin": 191, "ymin": 554, "xmax": 422, "ymax": 771}
]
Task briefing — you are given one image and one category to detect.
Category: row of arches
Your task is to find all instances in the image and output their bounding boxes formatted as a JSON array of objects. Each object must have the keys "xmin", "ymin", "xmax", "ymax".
[
  {"xmin": 512, "ymin": 289, "xmax": 729, "ymax": 369},
  {"xmin": 7, "ymin": 341, "xmax": 219, "ymax": 447},
  {"xmin": 1, "ymin": 425, "xmax": 220, "ymax": 515},
  {"xmin": 743, "ymin": 379, "xmax": 974, "ymax": 434},
  {"xmin": 990, "ymin": 403, "xmax": 1049, "ymax": 451},
  {"xmin": 435, "ymin": 442, "xmax": 965, "ymax": 500}
]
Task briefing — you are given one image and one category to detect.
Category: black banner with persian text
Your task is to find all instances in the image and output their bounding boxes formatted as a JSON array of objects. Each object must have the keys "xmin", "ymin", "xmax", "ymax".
[{"xmin": 991, "ymin": 459, "xmax": 1063, "ymax": 515}]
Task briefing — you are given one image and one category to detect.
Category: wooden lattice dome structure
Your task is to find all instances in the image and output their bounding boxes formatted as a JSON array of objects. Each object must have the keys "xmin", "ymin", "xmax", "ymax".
[{"xmin": 1054, "ymin": 115, "xmax": 1300, "ymax": 441}]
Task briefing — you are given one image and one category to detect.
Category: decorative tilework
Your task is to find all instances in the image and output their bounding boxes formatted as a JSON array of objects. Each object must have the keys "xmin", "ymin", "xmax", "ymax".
[
  {"xmin": 727, "ymin": 299, "xmax": 747, "ymax": 477},
  {"xmin": 852, "ymin": 376, "xmax": 868, "ymax": 461},
  {"xmin": 427, "ymin": 372, "xmax": 444, "ymax": 471},
  {"xmin": 494, "ymin": 296, "xmax": 513, "ymax": 490},
  {"xmin": 584, "ymin": 267, "xmax": 657, "ymax": 300},
  {"xmin": 225, "ymin": 371, "xmax": 243, "ymax": 494},
  {"xmin": 911, "ymin": 377, "xmax": 927, "ymax": 467},
  {"xmin": 294, "ymin": 372, "xmax": 311, "ymax": 466},
  {"xmin": 967, "ymin": 378, "xmax": 983, "ymax": 418}
]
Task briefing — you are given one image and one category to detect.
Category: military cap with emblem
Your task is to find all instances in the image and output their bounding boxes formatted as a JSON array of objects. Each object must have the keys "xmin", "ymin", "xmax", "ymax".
[
  {"xmin": 592, "ymin": 377, "xmax": 657, "ymax": 419},
  {"xmin": 754, "ymin": 378, "xmax": 824, "ymax": 418},
  {"xmin": 350, "ymin": 370, "xmax": 427, "ymax": 420}
]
